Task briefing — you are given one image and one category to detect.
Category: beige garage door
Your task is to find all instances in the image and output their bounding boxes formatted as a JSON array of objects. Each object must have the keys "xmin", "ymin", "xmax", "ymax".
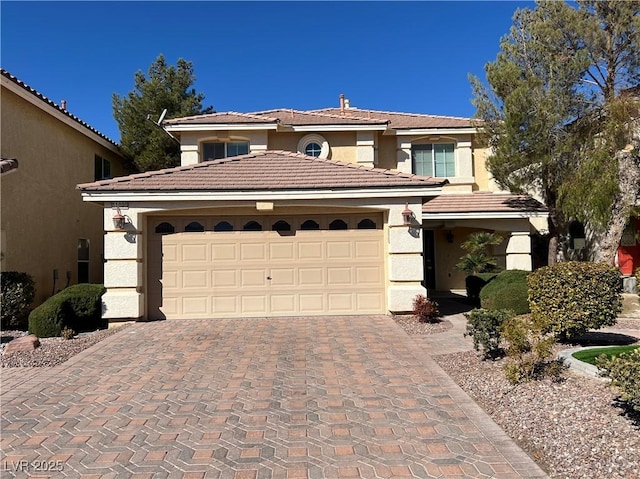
[{"xmin": 149, "ymin": 215, "xmax": 386, "ymax": 319}]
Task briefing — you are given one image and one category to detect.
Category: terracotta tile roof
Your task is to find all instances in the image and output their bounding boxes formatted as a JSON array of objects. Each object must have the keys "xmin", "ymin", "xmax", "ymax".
[
  {"xmin": 1, "ymin": 69, "xmax": 119, "ymax": 146},
  {"xmin": 163, "ymin": 111, "xmax": 279, "ymax": 125},
  {"xmin": 423, "ymin": 192, "xmax": 547, "ymax": 214},
  {"xmin": 250, "ymin": 109, "xmax": 388, "ymax": 126},
  {"xmin": 0, "ymin": 158, "xmax": 18, "ymax": 175},
  {"xmin": 312, "ymin": 107, "xmax": 476, "ymax": 129},
  {"xmin": 78, "ymin": 150, "xmax": 444, "ymax": 192}
]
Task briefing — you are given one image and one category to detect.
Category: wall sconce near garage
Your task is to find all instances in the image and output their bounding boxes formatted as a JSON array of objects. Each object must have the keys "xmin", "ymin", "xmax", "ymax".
[
  {"xmin": 402, "ymin": 203, "xmax": 416, "ymax": 226},
  {"xmin": 112, "ymin": 208, "xmax": 128, "ymax": 230}
]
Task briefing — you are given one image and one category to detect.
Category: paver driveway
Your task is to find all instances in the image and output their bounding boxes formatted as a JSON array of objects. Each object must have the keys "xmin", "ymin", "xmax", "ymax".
[{"xmin": 1, "ymin": 316, "xmax": 548, "ymax": 479}]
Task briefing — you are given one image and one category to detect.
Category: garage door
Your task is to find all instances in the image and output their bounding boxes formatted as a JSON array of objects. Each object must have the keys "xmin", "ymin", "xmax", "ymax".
[{"xmin": 148, "ymin": 215, "xmax": 386, "ymax": 319}]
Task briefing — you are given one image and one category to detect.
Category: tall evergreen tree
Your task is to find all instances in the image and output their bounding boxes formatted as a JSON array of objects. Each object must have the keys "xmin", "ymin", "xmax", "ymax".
[
  {"xmin": 470, "ymin": 0, "xmax": 640, "ymax": 264},
  {"xmin": 113, "ymin": 54, "xmax": 213, "ymax": 172}
]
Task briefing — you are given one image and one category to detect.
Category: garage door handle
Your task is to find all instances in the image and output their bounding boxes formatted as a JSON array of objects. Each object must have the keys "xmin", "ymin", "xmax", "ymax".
[{"xmin": 267, "ymin": 276, "xmax": 272, "ymax": 280}]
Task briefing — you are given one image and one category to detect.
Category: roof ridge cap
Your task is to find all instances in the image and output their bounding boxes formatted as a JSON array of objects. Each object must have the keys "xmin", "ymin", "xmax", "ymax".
[{"xmin": 312, "ymin": 106, "xmax": 473, "ymax": 122}]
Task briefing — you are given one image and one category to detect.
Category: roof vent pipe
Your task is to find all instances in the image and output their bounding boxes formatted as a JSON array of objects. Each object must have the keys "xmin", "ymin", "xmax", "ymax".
[
  {"xmin": 61, "ymin": 100, "xmax": 67, "ymax": 110},
  {"xmin": 339, "ymin": 93, "xmax": 345, "ymax": 114},
  {"xmin": 344, "ymin": 98, "xmax": 350, "ymax": 109}
]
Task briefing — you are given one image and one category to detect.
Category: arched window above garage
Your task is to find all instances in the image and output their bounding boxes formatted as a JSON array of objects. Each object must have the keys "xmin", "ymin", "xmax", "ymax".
[
  {"xmin": 214, "ymin": 221, "xmax": 233, "ymax": 232},
  {"xmin": 243, "ymin": 220, "xmax": 263, "ymax": 231},
  {"xmin": 155, "ymin": 222, "xmax": 175, "ymax": 234},
  {"xmin": 272, "ymin": 220, "xmax": 291, "ymax": 232},
  {"xmin": 185, "ymin": 221, "xmax": 205, "ymax": 232},
  {"xmin": 301, "ymin": 220, "xmax": 320, "ymax": 230},
  {"xmin": 329, "ymin": 219, "xmax": 348, "ymax": 230},
  {"xmin": 357, "ymin": 219, "xmax": 377, "ymax": 229}
]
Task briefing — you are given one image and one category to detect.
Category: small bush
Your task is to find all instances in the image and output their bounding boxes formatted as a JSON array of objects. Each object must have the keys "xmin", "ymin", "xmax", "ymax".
[
  {"xmin": 61, "ymin": 327, "xmax": 76, "ymax": 340},
  {"xmin": 412, "ymin": 295, "xmax": 441, "ymax": 323},
  {"xmin": 1, "ymin": 271, "xmax": 35, "ymax": 329},
  {"xmin": 464, "ymin": 308, "xmax": 513, "ymax": 359},
  {"xmin": 501, "ymin": 314, "xmax": 563, "ymax": 384},
  {"xmin": 597, "ymin": 348, "xmax": 640, "ymax": 412},
  {"xmin": 28, "ymin": 284, "xmax": 106, "ymax": 338},
  {"xmin": 480, "ymin": 270, "xmax": 530, "ymax": 315},
  {"xmin": 528, "ymin": 262, "xmax": 622, "ymax": 341}
]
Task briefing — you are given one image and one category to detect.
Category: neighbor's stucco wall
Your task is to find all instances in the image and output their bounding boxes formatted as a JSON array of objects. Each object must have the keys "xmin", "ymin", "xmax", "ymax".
[{"xmin": 0, "ymin": 87, "xmax": 126, "ymax": 305}]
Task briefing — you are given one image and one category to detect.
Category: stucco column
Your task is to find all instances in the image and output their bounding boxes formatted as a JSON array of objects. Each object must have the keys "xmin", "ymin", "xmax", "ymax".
[
  {"xmin": 102, "ymin": 206, "xmax": 144, "ymax": 320},
  {"xmin": 387, "ymin": 200, "xmax": 426, "ymax": 313},
  {"xmin": 396, "ymin": 140, "xmax": 412, "ymax": 174},
  {"xmin": 506, "ymin": 230, "xmax": 532, "ymax": 271},
  {"xmin": 356, "ymin": 131, "xmax": 375, "ymax": 167}
]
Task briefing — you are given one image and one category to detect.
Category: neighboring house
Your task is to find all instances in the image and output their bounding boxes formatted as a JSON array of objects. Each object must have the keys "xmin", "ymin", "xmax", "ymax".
[
  {"xmin": 78, "ymin": 96, "xmax": 546, "ymax": 322},
  {"xmin": 1, "ymin": 69, "xmax": 127, "ymax": 306}
]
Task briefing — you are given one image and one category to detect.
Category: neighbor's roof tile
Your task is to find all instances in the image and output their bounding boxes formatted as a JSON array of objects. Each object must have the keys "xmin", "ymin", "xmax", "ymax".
[
  {"xmin": 163, "ymin": 111, "xmax": 279, "ymax": 125},
  {"xmin": 423, "ymin": 192, "xmax": 547, "ymax": 214},
  {"xmin": 249, "ymin": 109, "xmax": 388, "ymax": 126},
  {"xmin": 78, "ymin": 150, "xmax": 444, "ymax": 192}
]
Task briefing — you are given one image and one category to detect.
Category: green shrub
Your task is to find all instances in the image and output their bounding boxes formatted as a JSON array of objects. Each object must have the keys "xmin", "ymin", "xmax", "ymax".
[
  {"xmin": 412, "ymin": 295, "xmax": 441, "ymax": 323},
  {"xmin": 501, "ymin": 314, "xmax": 563, "ymax": 384},
  {"xmin": 28, "ymin": 295, "xmax": 71, "ymax": 337},
  {"xmin": 596, "ymin": 348, "xmax": 640, "ymax": 412},
  {"xmin": 480, "ymin": 270, "xmax": 530, "ymax": 315},
  {"xmin": 61, "ymin": 327, "xmax": 76, "ymax": 340},
  {"xmin": 528, "ymin": 262, "xmax": 622, "ymax": 341},
  {"xmin": 57, "ymin": 284, "xmax": 106, "ymax": 332},
  {"xmin": 28, "ymin": 284, "xmax": 106, "ymax": 338},
  {"xmin": 464, "ymin": 308, "xmax": 513, "ymax": 359},
  {"xmin": 1, "ymin": 271, "xmax": 35, "ymax": 329}
]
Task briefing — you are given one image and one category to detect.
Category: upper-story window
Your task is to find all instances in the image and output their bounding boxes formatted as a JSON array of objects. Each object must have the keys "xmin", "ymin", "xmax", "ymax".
[
  {"xmin": 305, "ymin": 142, "xmax": 323, "ymax": 157},
  {"xmin": 94, "ymin": 155, "xmax": 111, "ymax": 181},
  {"xmin": 412, "ymin": 143, "xmax": 455, "ymax": 177},
  {"xmin": 203, "ymin": 141, "xmax": 249, "ymax": 161},
  {"xmin": 297, "ymin": 134, "xmax": 330, "ymax": 159}
]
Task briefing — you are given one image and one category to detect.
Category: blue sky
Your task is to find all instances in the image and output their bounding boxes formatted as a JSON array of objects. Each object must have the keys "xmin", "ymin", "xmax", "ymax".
[{"xmin": 1, "ymin": 1, "xmax": 534, "ymax": 142}]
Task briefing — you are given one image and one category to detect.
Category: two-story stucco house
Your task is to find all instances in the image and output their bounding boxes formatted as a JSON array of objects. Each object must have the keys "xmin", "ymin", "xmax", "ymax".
[
  {"xmin": 1, "ymin": 69, "xmax": 127, "ymax": 306},
  {"xmin": 78, "ymin": 96, "xmax": 547, "ymax": 322}
]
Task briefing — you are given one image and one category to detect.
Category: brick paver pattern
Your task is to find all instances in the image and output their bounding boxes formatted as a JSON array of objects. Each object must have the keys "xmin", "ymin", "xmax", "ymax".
[{"xmin": 1, "ymin": 316, "xmax": 548, "ymax": 478}]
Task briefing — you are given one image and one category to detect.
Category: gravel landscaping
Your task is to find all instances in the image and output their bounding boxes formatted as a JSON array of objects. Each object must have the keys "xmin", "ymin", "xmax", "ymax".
[
  {"xmin": 396, "ymin": 313, "xmax": 640, "ymax": 479},
  {"xmin": 1, "ymin": 324, "xmax": 131, "ymax": 368}
]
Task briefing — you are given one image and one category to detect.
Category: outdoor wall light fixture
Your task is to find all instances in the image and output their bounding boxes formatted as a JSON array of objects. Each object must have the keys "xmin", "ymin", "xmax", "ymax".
[
  {"xmin": 446, "ymin": 230, "xmax": 455, "ymax": 243},
  {"xmin": 402, "ymin": 203, "xmax": 416, "ymax": 226},
  {"xmin": 112, "ymin": 208, "xmax": 127, "ymax": 230}
]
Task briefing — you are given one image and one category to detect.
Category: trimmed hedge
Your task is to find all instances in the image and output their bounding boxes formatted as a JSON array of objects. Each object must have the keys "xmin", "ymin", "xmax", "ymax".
[
  {"xmin": 528, "ymin": 261, "xmax": 622, "ymax": 341},
  {"xmin": 1, "ymin": 271, "xmax": 35, "ymax": 329},
  {"xmin": 28, "ymin": 284, "xmax": 106, "ymax": 338},
  {"xmin": 480, "ymin": 270, "xmax": 530, "ymax": 315}
]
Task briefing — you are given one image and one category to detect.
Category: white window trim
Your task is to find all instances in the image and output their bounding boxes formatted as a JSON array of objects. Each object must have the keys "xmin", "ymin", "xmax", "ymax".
[
  {"xmin": 297, "ymin": 134, "xmax": 330, "ymax": 159},
  {"xmin": 412, "ymin": 142, "xmax": 456, "ymax": 178}
]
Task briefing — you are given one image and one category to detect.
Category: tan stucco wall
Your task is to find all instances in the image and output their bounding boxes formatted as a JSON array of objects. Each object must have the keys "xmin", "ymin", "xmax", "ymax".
[
  {"xmin": 472, "ymin": 142, "xmax": 492, "ymax": 191},
  {"xmin": 267, "ymin": 131, "xmax": 357, "ymax": 163},
  {"xmin": 377, "ymin": 136, "xmax": 397, "ymax": 170},
  {"xmin": 1, "ymin": 87, "xmax": 126, "ymax": 305}
]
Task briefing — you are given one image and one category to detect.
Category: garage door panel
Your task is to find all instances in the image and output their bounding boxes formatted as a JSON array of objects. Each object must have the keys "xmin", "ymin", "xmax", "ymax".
[
  {"xmin": 299, "ymin": 268, "xmax": 324, "ymax": 286},
  {"xmin": 356, "ymin": 266, "xmax": 383, "ymax": 284},
  {"xmin": 327, "ymin": 241, "xmax": 351, "ymax": 259},
  {"xmin": 327, "ymin": 293, "xmax": 354, "ymax": 311},
  {"xmin": 212, "ymin": 243, "xmax": 237, "ymax": 261},
  {"xmin": 156, "ymin": 215, "xmax": 385, "ymax": 318},
  {"xmin": 242, "ymin": 269, "xmax": 268, "ymax": 287},
  {"xmin": 327, "ymin": 267, "xmax": 352, "ymax": 285},
  {"xmin": 212, "ymin": 270, "xmax": 238, "ymax": 288},
  {"xmin": 298, "ymin": 242, "xmax": 323, "ymax": 260},
  {"xmin": 182, "ymin": 270, "xmax": 208, "ymax": 288},
  {"xmin": 241, "ymin": 243, "xmax": 267, "ymax": 260},
  {"xmin": 270, "ymin": 295, "xmax": 296, "ymax": 314},
  {"xmin": 269, "ymin": 242, "xmax": 295, "ymax": 260},
  {"xmin": 270, "ymin": 268, "xmax": 295, "ymax": 286},
  {"xmin": 242, "ymin": 296, "xmax": 268, "ymax": 314}
]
